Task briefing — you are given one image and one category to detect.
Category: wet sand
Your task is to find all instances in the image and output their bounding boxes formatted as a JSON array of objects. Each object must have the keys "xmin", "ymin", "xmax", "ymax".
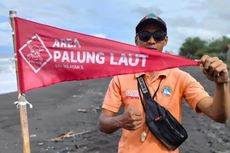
[{"xmin": 0, "ymin": 67, "xmax": 230, "ymax": 153}]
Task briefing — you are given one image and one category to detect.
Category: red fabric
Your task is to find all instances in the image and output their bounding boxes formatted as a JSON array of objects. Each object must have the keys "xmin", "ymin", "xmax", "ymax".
[{"xmin": 14, "ymin": 17, "xmax": 198, "ymax": 93}]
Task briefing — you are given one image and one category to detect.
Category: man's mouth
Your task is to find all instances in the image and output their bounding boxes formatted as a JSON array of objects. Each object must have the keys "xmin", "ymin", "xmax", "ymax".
[{"xmin": 147, "ymin": 47, "xmax": 157, "ymax": 50}]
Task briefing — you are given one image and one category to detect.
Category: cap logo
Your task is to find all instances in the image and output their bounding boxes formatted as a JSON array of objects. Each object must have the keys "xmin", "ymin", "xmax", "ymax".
[{"xmin": 146, "ymin": 13, "xmax": 158, "ymax": 20}]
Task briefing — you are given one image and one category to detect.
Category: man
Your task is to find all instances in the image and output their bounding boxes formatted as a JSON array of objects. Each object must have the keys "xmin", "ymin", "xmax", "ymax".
[{"xmin": 98, "ymin": 13, "xmax": 230, "ymax": 153}]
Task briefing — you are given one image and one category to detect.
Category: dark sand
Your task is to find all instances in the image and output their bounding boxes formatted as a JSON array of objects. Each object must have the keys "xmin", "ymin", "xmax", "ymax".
[{"xmin": 0, "ymin": 67, "xmax": 230, "ymax": 153}]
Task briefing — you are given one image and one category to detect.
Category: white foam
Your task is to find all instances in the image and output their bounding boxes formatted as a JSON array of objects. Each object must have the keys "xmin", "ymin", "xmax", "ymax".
[{"xmin": 0, "ymin": 58, "xmax": 17, "ymax": 94}]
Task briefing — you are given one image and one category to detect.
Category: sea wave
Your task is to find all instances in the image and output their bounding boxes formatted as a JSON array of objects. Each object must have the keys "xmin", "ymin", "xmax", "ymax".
[{"xmin": 0, "ymin": 58, "xmax": 17, "ymax": 94}]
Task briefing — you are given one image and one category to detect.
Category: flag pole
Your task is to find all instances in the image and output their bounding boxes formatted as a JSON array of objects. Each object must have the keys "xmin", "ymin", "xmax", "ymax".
[{"xmin": 9, "ymin": 10, "xmax": 31, "ymax": 153}]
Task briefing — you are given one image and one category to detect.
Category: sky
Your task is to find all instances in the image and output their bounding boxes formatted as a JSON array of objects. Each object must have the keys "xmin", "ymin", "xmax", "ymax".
[{"xmin": 1, "ymin": 0, "xmax": 230, "ymax": 57}]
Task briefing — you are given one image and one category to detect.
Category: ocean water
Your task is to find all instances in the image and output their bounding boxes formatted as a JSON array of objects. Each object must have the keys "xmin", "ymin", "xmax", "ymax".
[{"xmin": 0, "ymin": 58, "xmax": 17, "ymax": 94}]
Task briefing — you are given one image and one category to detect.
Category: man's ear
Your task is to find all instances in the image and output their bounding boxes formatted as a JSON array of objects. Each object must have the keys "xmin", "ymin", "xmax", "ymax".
[{"xmin": 163, "ymin": 36, "xmax": 168, "ymax": 46}]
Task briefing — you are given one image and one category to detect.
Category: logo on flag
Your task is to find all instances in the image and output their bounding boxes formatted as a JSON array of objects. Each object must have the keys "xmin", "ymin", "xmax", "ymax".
[{"xmin": 19, "ymin": 34, "xmax": 52, "ymax": 73}]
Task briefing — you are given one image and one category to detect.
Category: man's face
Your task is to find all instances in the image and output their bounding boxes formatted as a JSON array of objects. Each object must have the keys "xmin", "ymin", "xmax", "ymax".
[{"xmin": 135, "ymin": 23, "xmax": 168, "ymax": 52}]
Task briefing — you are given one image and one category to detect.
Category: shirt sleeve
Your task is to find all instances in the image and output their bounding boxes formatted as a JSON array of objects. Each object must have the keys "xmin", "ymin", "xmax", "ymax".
[
  {"xmin": 102, "ymin": 76, "xmax": 122, "ymax": 113},
  {"xmin": 182, "ymin": 73, "xmax": 210, "ymax": 113}
]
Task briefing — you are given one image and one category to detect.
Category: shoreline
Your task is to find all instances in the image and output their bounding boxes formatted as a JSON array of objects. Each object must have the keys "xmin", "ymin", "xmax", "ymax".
[{"xmin": 0, "ymin": 67, "xmax": 230, "ymax": 153}]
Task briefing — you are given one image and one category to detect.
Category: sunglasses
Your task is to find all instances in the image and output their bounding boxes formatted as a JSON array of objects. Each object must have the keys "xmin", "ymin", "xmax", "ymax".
[{"xmin": 137, "ymin": 31, "xmax": 167, "ymax": 42}]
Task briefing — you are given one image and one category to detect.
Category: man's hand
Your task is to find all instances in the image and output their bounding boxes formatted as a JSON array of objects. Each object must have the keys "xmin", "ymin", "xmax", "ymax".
[
  {"xmin": 200, "ymin": 55, "xmax": 229, "ymax": 84},
  {"xmin": 119, "ymin": 105, "xmax": 143, "ymax": 130}
]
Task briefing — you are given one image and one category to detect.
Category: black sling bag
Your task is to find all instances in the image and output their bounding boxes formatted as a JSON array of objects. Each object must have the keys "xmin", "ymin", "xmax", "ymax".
[{"xmin": 137, "ymin": 75, "xmax": 188, "ymax": 150}]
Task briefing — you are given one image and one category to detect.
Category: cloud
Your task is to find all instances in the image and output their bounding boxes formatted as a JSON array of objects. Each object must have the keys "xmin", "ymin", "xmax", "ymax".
[
  {"xmin": 1, "ymin": 0, "xmax": 230, "ymax": 56},
  {"xmin": 169, "ymin": 16, "xmax": 197, "ymax": 28},
  {"xmin": 185, "ymin": 0, "xmax": 230, "ymax": 35},
  {"xmin": 0, "ymin": 30, "xmax": 12, "ymax": 47},
  {"xmin": 205, "ymin": 0, "xmax": 230, "ymax": 17},
  {"xmin": 0, "ymin": 21, "xmax": 12, "ymax": 47},
  {"xmin": 161, "ymin": 0, "xmax": 230, "ymax": 53},
  {"xmin": 0, "ymin": 21, "xmax": 11, "ymax": 31},
  {"xmin": 177, "ymin": 27, "xmax": 221, "ymax": 40},
  {"xmin": 132, "ymin": 6, "xmax": 162, "ymax": 16}
]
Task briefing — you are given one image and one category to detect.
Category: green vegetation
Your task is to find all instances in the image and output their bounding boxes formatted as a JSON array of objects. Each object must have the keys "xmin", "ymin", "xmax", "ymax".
[{"xmin": 179, "ymin": 36, "xmax": 230, "ymax": 61}]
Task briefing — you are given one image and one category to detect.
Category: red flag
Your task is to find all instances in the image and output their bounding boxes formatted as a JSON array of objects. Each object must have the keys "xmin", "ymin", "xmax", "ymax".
[{"xmin": 13, "ymin": 17, "xmax": 198, "ymax": 93}]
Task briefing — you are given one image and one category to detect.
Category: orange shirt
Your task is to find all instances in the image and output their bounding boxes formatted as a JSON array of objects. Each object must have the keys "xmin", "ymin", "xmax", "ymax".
[{"xmin": 102, "ymin": 68, "xmax": 209, "ymax": 153}]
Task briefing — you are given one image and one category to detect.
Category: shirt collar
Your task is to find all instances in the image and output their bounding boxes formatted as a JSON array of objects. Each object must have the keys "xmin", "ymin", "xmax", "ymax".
[{"xmin": 134, "ymin": 69, "xmax": 171, "ymax": 80}]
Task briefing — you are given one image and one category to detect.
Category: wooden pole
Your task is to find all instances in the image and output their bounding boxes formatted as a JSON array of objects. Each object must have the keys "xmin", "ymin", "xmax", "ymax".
[{"xmin": 9, "ymin": 10, "xmax": 31, "ymax": 153}]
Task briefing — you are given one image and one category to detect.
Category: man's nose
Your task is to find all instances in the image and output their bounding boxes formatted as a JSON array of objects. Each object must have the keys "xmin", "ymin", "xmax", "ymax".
[{"xmin": 147, "ymin": 36, "xmax": 156, "ymax": 43}]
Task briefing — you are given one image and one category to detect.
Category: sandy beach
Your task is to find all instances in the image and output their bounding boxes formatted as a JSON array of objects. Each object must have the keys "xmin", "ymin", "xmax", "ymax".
[{"xmin": 0, "ymin": 67, "xmax": 230, "ymax": 153}]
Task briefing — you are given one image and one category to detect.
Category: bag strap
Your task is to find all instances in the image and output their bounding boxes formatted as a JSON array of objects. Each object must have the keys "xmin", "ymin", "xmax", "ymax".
[{"xmin": 137, "ymin": 75, "xmax": 163, "ymax": 121}]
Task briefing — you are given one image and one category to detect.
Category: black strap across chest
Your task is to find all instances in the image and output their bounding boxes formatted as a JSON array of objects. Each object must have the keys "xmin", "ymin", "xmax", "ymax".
[{"xmin": 137, "ymin": 75, "xmax": 163, "ymax": 121}]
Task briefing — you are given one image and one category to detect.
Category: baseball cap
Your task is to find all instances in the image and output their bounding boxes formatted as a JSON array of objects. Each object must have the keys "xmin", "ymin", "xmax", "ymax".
[{"xmin": 136, "ymin": 13, "xmax": 167, "ymax": 34}]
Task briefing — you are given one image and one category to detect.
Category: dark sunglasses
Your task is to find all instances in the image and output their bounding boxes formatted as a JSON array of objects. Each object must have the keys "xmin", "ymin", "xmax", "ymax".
[{"xmin": 137, "ymin": 31, "xmax": 167, "ymax": 42}]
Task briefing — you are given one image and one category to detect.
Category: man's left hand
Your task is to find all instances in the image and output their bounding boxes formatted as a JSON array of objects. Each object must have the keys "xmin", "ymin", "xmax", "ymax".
[{"xmin": 200, "ymin": 55, "xmax": 229, "ymax": 84}]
